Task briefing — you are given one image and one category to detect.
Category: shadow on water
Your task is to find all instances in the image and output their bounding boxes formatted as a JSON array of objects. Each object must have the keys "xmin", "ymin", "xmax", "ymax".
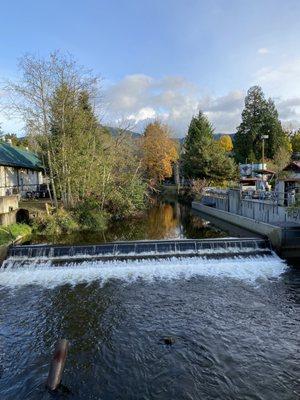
[{"xmin": 30, "ymin": 200, "xmax": 229, "ymax": 245}]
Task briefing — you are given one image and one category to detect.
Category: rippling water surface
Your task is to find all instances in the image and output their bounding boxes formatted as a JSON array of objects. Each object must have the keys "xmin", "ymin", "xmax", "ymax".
[{"xmin": 0, "ymin": 254, "xmax": 299, "ymax": 400}]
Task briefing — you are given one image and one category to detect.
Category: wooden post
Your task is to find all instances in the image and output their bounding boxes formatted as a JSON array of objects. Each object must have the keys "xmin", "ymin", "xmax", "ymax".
[
  {"xmin": 46, "ymin": 339, "xmax": 69, "ymax": 391},
  {"xmin": 45, "ymin": 202, "xmax": 50, "ymax": 215}
]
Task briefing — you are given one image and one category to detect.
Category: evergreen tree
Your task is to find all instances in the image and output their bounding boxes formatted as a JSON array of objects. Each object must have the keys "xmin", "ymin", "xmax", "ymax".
[
  {"xmin": 182, "ymin": 111, "xmax": 237, "ymax": 182},
  {"xmin": 291, "ymin": 130, "xmax": 300, "ymax": 152},
  {"xmin": 182, "ymin": 111, "xmax": 213, "ymax": 178},
  {"xmin": 234, "ymin": 86, "xmax": 288, "ymax": 163}
]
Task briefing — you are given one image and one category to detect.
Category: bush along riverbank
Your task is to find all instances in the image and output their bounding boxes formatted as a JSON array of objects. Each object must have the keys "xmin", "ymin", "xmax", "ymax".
[
  {"xmin": 31, "ymin": 196, "xmax": 148, "ymax": 239},
  {"xmin": 0, "ymin": 223, "xmax": 32, "ymax": 246}
]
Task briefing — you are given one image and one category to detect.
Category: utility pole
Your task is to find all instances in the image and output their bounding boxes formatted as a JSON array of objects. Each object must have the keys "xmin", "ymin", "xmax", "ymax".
[
  {"xmin": 262, "ymin": 135, "xmax": 269, "ymax": 168},
  {"xmin": 261, "ymin": 134, "xmax": 269, "ymax": 182}
]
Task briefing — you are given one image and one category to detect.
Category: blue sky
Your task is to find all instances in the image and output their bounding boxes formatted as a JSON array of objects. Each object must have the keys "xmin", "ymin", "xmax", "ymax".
[{"xmin": 1, "ymin": 0, "xmax": 300, "ymax": 136}]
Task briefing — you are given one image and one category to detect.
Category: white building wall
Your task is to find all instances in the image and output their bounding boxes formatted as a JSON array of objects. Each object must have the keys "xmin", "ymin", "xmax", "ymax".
[
  {"xmin": 0, "ymin": 166, "xmax": 43, "ymax": 197},
  {"xmin": 0, "ymin": 166, "xmax": 5, "ymax": 196}
]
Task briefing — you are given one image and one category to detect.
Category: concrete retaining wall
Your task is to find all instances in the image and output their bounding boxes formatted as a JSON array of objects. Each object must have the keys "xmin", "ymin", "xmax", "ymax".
[
  {"xmin": 202, "ymin": 190, "xmax": 300, "ymax": 225},
  {"xmin": 0, "ymin": 195, "xmax": 19, "ymax": 213},
  {"xmin": 0, "ymin": 195, "xmax": 19, "ymax": 226},
  {"xmin": 192, "ymin": 202, "xmax": 283, "ymax": 249}
]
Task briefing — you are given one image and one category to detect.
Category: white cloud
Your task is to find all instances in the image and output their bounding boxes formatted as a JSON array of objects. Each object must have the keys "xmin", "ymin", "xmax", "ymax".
[
  {"xmin": 103, "ymin": 75, "xmax": 245, "ymax": 136},
  {"xmin": 277, "ymin": 97, "xmax": 300, "ymax": 118},
  {"xmin": 102, "ymin": 59, "xmax": 300, "ymax": 135},
  {"xmin": 258, "ymin": 48, "xmax": 269, "ymax": 55},
  {"xmin": 204, "ymin": 91, "xmax": 244, "ymax": 113},
  {"xmin": 128, "ymin": 107, "xmax": 157, "ymax": 122},
  {"xmin": 104, "ymin": 70, "xmax": 300, "ymax": 136},
  {"xmin": 253, "ymin": 58, "xmax": 300, "ymax": 128},
  {"xmin": 254, "ymin": 58, "xmax": 300, "ymax": 98},
  {"xmin": 3, "ymin": 66, "xmax": 300, "ymax": 136}
]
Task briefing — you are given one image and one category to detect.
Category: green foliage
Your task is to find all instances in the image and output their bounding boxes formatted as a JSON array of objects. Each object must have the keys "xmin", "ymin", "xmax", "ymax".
[
  {"xmin": 73, "ymin": 199, "xmax": 108, "ymax": 231},
  {"xmin": 7, "ymin": 53, "xmax": 149, "ymax": 220},
  {"xmin": 182, "ymin": 111, "xmax": 237, "ymax": 183},
  {"xmin": 32, "ymin": 209, "xmax": 79, "ymax": 236},
  {"xmin": 0, "ymin": 223, "xmax": 32, "ymax": 245},
  {"xmin": 266, "ymin": 145, "xmax": 291, "ymax": 179},
  {"xmin": 46, "ymin": 82, "xmax": 147, "ymax": 218},
  {"xmin": 106, "ymin": 176, "xmax": 147, "ymax": 218},
  {"xmin": 0, "ymin": 133, "xmax": 30, "ymax": 148},
  {"xmin": 182, "ymin": 111, "xmax": 213, "ymax": 178},
  {"xmin": 234, "ymin": 86, "xmax": 290, "ymax": 163},
  {"xmin": 291, "ymin": 131, "xmax": 300, "ymax": 152},
  {"xmin": 33, "ymin": 203, "xmax": 108, "ymax": 236},
  {"xmin": 48, "ymin": 84, "xmax": 104, "ymax": 207}
]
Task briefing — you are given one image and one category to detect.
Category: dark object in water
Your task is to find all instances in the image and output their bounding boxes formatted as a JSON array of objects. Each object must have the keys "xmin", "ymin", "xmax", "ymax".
[
  {"xmin": 46, "ymin": 339, "xmax": 69, "ymax": 392},
  {"xmin": 162, "ymin": 337, "xmax": 175, "ymax": 345}
]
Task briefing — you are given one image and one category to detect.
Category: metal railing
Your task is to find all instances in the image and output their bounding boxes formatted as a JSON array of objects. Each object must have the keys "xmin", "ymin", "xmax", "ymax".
[
  {"xmin": 203, "ymin": 188, "xmax": 300, "ymax": 206},
  {"xmin": 0, "ymin": 184, "xmax": 48, "ymax": 198},
  {"xmin": 201, "ymin": 188, "xmax": 300, "ymax": 224}
]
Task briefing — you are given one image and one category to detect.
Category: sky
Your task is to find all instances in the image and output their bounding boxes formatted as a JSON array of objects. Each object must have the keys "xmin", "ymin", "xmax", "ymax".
[{"xmin": 1, "ymin": 0, "xmax": 300, "ymax": 137}]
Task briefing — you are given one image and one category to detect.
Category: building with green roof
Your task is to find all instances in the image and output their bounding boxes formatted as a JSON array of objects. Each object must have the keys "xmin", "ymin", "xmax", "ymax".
[{"xmin": 0, "ymin": 141, "xmax": 44, "ymax": 197}]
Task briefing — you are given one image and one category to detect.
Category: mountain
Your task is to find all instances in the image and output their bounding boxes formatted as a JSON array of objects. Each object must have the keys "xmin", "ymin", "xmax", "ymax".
[
  {"xmin": 105, "ymin": 126, "xmax": 236, "ymax": 144},
  {"xmin": 105, "ymin": 126, "xmax": 141, "ymax": 139}
]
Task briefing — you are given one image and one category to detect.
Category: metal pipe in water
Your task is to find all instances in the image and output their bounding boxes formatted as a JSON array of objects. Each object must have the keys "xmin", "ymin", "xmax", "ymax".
[{"xmin": 46, "ymin": 339, "xmax": 69, "ymax": 391}]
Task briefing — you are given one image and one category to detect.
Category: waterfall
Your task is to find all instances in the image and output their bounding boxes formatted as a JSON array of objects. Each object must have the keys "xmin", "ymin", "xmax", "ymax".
[
  {"xmin": 5, "ymin": 238, "xmax": 272, "ymax": 263},
  {"xmin": 0, "ymin": 238, "xmax": 287, "ymax": 289},
  {"xmin": 0, "ymin": 253, "xmax": 286, "ymax": 289}
]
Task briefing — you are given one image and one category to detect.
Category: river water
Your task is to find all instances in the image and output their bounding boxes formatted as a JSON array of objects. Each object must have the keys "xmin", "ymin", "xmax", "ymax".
[
  {"xmin": 0, "ymin": 201, "xmax": 299, "ymax": 399},
  {"xmin": 30, "ymin": 201, "xmax": 229, "ymax": 245}
]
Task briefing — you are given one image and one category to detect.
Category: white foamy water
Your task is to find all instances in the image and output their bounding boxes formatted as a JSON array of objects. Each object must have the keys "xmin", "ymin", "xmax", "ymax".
[{"xmin": 0, "ymin": 253, "xmax": 287, "ymax": 289}]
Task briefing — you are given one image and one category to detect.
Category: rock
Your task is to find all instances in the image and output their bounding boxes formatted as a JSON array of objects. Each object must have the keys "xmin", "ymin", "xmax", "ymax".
[{"xmin": 162, "ymin": 337, "xmax": 175, "ymax": 345}]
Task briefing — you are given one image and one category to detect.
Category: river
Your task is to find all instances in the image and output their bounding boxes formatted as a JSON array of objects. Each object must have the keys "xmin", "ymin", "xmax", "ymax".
[
  {"xmin": 30, "ymin": 200, "xmax": 229, "ymax": 245},
  {"xmin": 0, "ymin": 201, "xmax": 299, "ymax": 399}
]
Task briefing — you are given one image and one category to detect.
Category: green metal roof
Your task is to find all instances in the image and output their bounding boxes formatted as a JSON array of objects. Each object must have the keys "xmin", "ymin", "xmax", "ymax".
[{"xmin": 0, "ymin": 142, "xmax": 43, "ymax": 170}]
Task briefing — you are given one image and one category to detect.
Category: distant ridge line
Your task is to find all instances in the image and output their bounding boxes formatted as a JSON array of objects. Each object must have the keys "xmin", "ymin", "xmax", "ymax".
[{"xmin": 106, "ymin": 126, "xmax": 236, "ymax": 142}]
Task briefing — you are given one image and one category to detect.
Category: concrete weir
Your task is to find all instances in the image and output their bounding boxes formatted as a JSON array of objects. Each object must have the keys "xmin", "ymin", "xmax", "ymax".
[
  {"xmin": 192, "ymin": 202, "xmax": 300, "ymax": 261},
  {"xmin": 6, "ymin": 238, "xmax": 272, "ymax": 264}
]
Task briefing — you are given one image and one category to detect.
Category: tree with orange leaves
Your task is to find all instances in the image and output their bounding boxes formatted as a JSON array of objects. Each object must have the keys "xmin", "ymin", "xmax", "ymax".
[
  {"xmin": 218, "ymin": 135, "xmax": 233, "ymax": 152},
  {"xmin": 141, "ymin": 121, "xmax": 179, "ymax": 185}
]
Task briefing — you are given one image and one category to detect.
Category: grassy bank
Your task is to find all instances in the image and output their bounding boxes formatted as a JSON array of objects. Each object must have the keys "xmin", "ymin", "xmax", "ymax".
[{"xmin": 0, "ymin": 223, "xmax": 32, "ymax": 245}]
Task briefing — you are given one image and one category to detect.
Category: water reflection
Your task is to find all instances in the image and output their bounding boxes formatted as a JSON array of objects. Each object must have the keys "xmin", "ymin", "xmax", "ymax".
[{"xmin": 31, "ymin": 201, "xmax": 227, "ymax": 245}]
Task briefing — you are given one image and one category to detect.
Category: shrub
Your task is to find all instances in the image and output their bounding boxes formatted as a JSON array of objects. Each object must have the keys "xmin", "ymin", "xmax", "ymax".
[
  {"xmin": 191, "ymin": 179, "xmax": 208, "ymax": 201},
  {"xmin": 73, "ymin": 199, "xmax": 108, "ymax": 231},
  {"xmin": 0, "ymin": 223, "xmax": 32, "ymax": 245},
  {"xmin": 106, "ymin": 178, "xmax": 147, "ymax": 218},
  {"xmin": 32, "ymin": 209, "xmax": 79, "ymax": 236}
]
